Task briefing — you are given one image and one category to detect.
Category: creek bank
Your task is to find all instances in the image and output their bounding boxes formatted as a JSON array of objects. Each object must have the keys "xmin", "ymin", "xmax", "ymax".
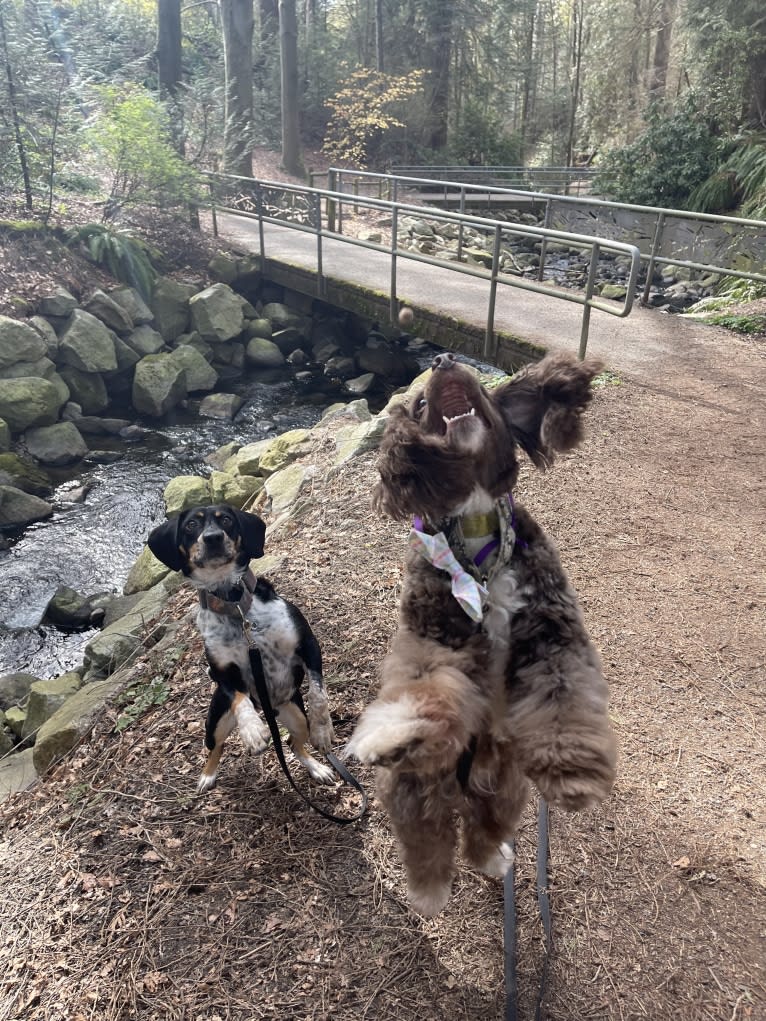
[
  {"xmin": 0, "ymin": 251, "xmax": 420, "ymax": 532},
  {"xmin": 0, "ymin": 384, "xmax": 423, "ymax": 801}
]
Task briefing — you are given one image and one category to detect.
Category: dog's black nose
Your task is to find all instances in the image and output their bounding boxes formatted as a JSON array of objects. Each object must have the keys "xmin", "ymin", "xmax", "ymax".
[
  {"xmin": 202, "ymin": 525, "xmax": 225, "ymax": 547},
  {"xmin": 432, "ymin": 351, "xmax": 457, "ymax": 371}
]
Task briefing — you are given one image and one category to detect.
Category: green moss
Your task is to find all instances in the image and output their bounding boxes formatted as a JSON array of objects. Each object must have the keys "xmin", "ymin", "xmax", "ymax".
[{"xmin": 703, "ymin": 313, "xmax": 765, "ymax": 334}]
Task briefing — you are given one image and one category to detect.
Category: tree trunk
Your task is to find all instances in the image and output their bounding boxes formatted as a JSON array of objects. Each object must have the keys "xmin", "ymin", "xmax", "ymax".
[
  {"xmin": 375, "ymin": 0, "xmax": 384, "ymax": 73},
  {"xmin": 221, "ymin": 0, "xmax": 254, "ymax": 177},
  {"xmin": 565, "ymin": 0, "xmax": 585, "ymax": 167},
  {"xmin": 648, "ymin": 0, "xmax": 675, "ymax": 102},
  {"xmin": 423, "ymin": 0, "xmax": 453, "ymax": 152},
  {"xmin": 157, "ymin": 0, "xmax": 183, "ymax": 147},
  {"xmin": 0, "ymin": 5, "xmax": 33, "ymax": 210},
  {"xmin": 279, "ymin": 0, "xmax": 304, "ymax": 177}
]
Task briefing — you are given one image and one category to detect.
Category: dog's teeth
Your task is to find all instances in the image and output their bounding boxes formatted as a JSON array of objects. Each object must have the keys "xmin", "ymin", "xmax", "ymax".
[{"xmin": 442, "ymin": 408, "xmax": 476, "ymax": 426}]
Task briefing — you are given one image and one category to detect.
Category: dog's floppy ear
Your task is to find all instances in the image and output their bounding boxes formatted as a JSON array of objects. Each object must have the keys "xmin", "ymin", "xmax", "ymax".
[
  {"xmin": 233, "ymin": 508, "xmax": 266, "ymax": 559},
  {"xmin": 494, "ymin": 353, "xmax": 602, "ymax": 468},
  {"xmin": 147, "ymin": 515, "xmax": 185, "ymax": 572}
]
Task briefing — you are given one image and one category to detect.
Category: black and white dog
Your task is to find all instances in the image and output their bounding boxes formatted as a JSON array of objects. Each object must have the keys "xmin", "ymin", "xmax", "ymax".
[{"xmin": 148, "ymin": 504, "xmax": 335, "ymax": 792}]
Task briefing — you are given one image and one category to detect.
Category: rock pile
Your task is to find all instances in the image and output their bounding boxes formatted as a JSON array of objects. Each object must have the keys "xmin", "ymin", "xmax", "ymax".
[{"xmin": 0, "ymin": 254, "xmax": 419, "ymax": 531}]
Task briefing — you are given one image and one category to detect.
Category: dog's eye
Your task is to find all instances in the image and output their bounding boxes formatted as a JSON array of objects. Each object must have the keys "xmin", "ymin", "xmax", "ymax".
[
  {"xmin": 218, "ymin": 514, "xmax": 233, "ymax": 528},
  {"xmin": 184, "ymin": 519, "xmax": 203, "ymax": 535}
]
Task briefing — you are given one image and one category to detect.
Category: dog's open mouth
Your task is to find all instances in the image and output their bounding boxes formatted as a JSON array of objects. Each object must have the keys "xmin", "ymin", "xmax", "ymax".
[{"xmin": 431, "ymin": 378, "xmax": 484, "ymax": 440}]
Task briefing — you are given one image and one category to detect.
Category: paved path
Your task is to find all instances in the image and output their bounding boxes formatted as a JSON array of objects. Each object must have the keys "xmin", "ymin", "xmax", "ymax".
[{"xmin": 219, "ymin": 213, "xmax": 766, "ymax": 415}]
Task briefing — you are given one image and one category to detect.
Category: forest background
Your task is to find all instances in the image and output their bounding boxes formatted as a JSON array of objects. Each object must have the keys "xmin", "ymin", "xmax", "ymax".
[{"xmin": 1, "ymin": 0, "xmax": 766, "ymax": 229}]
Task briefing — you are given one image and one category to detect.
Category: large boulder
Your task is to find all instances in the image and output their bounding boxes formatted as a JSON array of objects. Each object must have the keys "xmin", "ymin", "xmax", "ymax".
[
  {"xmin": 0, "ymin": 316, "xmax": 47, "ymax": 369},
  {"xmin": 22, "ymin": 672, "xmax": 83, "ymax": 740},
  {"xmin": 124, "ymin": 324, "xmax": 165, "ymax": 357},
  {"xmin": 58, "ymin": 309, "xmax": 118, "ymax": 372},
  {"xmin": 189, "ymin": 282, "xmax": 245, "ymax": 343},
  {"xmin": 109, "ymin": 285, "xmax": 154, "ymax": 326},
  {"xmin": 43, "ymin": 586, "xmax": 103, "ymax": 629},
  {"xmin": 32, "ymin": 674, "xmax": 125, "ymax": 774},
  {"xmin": 58, "ymin": 367, "xmax": 109, "ymax": 415},
  {"xmin": 264, "ymin": 463, "xmax": 308, "ymax": 515},
  {"xmin": 245, "ymin": 336, "xmax": 285, "ymax": 368},
  {"xmin": 37, "ymin": 286, "xmax": 77, "ymax": 318},
  {"xmin": 23, "ymin": 421, "xmax": 88, "ymax": 466},
  {"xmin": 123, "ymin": 546, "xmax": 171, "ymax": 595},
  {"xmin": 163, "ymin": 474, "xmax": 211, "ymax": 515},
  {"xmin": 169, "ymin": 344, "xmax": 218, "ymax": 392},
  {"xmin": 209, "ymin": 470, "xmax": 263, "ymax": 508},
  {"xmin": 0, "ymin": 671, "xmax": 40, "ymax": 711},
  {"xmin": 150, "ymin": 277, "xmax": 196, "ymax": 342},
  {"xmin": 224, "ymin": 438, "xmax": 272, "ymax": 476},
  {"xmin": 132, "ymin": 354, "xmax": 187, "ymax": 417},
  {"xmin": 257, "ymin": 428, "xmax": 310, "ymax": 475},
  {"xmin": 82, "ymin": 574, "xmax": 181, "ymax": 681},
  {"xmin": 0, "ymin": 377, "xmax": 63, "ymax": 432},
  {"xmin": 199, "ymin": 393, "xmax": 244, "ymax": 420},
  {"xmin": 0, "ymin": 485, "xmax": 53, "ymax": 527},
  {"xmin": 0, "ymin": 453, "xmax": 51, "ymax": 495},
  {"xmin": 83, "ymin": 289, "xmax": 134, "ymax": 334},
  {"xmin": 0, "ymin": 419, "xmax": 9, "ymax": 452}
]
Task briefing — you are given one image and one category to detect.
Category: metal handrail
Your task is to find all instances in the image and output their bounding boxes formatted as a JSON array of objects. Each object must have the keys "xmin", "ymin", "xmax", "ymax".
[
  {"xmin": 326, "ymin": 168, "xmax": 766, "ymax": 302},
  {"xmin": 207, "ymin": 172, "xmax": 641, "ymax": 360}
]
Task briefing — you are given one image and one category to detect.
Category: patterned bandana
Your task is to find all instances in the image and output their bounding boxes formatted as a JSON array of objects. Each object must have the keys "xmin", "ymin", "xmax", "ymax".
[
  {"xmin": 408, "ymin": 525, "xmax": 489, "ymax": 622},
  {"xmin": 410, "ymin": 495, "xmax": 518, "ymax": 623}
]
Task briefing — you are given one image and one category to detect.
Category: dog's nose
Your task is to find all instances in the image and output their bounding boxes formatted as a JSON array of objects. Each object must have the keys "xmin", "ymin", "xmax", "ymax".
[
  {"xmin": 202, "ymin": 525, "xmax": 225, "ymax": 547},
  {"xmin": 432, "ymin": 351, "xmax": 457, "ymax": 371}
]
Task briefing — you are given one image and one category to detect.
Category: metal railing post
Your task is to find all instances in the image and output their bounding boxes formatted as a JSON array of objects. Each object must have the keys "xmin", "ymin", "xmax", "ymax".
[
  {"xmin": 255, "ymin": 182, "xmax": 265, "ymax": 258},
  {"xmin": 327, "ymin": 169, "xmax": 336, "ymax": 232},
  {"xmin": 390, "ymin": 204, "xmax": 399, "ymax": 324},
  {"xmin": 209, "ymin": 179, "xmax": 218, "ymax": 238},
  {"xmin": 315, "ymin": 192, "xmax": 324, "ymax": 297},
  {"xmin": 579, "ymin": 244, "xmax": 601, "ymax": 359},
  {"xmin": 642, "ymin": 211, "xmax": 666, "ymax": 306},
  {"xmin": 337, "ymin": 170, "xmax": 344, "ymax": 235},
  {"xmin": 458, "ymin": 187, "xmax": 466, "ymax": 262},
  {"xmin": 537, "ymin": 197, "xmax": 553, "ymax": 281},
  {"xmin": 484, "ymin": 224, "xmax": 502, "ymax": 360}
]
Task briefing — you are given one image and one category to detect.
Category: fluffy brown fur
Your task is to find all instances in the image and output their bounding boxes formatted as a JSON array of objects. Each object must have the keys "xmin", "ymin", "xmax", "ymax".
[{"xmin": 346, "ymin": 351, "xmax": 618, "ymax": 916}]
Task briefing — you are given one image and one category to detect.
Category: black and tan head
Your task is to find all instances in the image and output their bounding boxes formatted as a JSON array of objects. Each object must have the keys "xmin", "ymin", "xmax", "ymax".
[
  {"xmin": 147, "ymin": 504, "xmax": 266, "ymax": 589},
  {"xmin": 373, "ymin": 350, "xmax": 603, "ymax": 522}
]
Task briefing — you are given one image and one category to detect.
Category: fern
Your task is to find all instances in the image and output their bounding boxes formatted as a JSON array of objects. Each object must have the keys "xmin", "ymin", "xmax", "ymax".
[
  {"xmin": 66, "ymin": 223, "xmax": 158, "ymax": 300},
  {"xmin": 691, "ymin": 135, "xmax": 766, "ymax": 217}
]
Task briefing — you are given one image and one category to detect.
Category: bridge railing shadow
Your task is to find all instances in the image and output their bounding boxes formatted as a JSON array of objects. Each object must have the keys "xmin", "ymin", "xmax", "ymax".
[{"xmin": 207, "ymin": 172, "xmax": 641, "ymax": 361}]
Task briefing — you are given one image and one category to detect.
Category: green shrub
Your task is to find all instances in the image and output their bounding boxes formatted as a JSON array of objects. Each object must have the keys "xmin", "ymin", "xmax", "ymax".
[
  {"xmin": 450, "ymin": 100, "xmax": 523, "ymax": 167},
  {"xmin": 83, "ymin": 85, "xmax": 203, "ymax": 214},
  {"xmin": 597, "ymin": 97, "xmax": 720, "ymax": 208}
]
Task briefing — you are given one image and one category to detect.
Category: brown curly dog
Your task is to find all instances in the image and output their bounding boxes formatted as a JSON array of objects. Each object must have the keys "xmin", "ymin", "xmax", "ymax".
[{"xmin": 346, "ymin": 351, "xmax": 618, "ymax": 916}]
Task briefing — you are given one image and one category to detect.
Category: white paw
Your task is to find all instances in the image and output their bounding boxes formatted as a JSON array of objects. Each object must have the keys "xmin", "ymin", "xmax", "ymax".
[
  {"xmin": 297, "ymin": 754, "xmax": 336, "ymax": 785},
  {"xmin": 197, "ymin": 771, "xmax": 217, "ymax": 794},
  {"xmin": 408, "ymin": 880, "xmax": 452, "ymax": 918},
  {"xmin": 345, "ymin": 697, "xmax": 425, "ymax": 764},
  {"xmin": 477, "ymin": 841, "xmax": 514, "ymax": 878}
]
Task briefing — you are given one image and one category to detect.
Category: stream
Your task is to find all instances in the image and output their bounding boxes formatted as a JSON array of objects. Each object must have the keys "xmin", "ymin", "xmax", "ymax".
[{"xmin": 0, "ymin": 368, "xmax": 350, "ymax": 679}]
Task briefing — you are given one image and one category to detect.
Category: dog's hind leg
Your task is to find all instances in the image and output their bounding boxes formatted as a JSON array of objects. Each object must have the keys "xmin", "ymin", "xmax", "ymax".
[
  {"xmin": 276, "ymin": 701, "xmax": 335, "ymax": 785},
  {"xmin": 198, "ymin": 685, "xmax": 237, "ymax": 793},
  {"xmin": 378, "ymin": 769, "xmax": 458, "ymax": 917},
  {"xmin": 458, "ymin": 741, "xmax": 530, "ymax": 877},
  {"xmin": 508, "ymin": 646, "xmax": 618, "ymax": 811},
  {"xmin": 297, "ymin": 633, "xmax": 335, "ymax": 753}
]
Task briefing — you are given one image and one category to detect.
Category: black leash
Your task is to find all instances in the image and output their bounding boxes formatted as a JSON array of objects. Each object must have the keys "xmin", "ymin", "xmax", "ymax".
[
  {"xmin": 504, "ymin": 798, "xmax": 553, "ymax": 1021},
  {"xmin": 248, "ymin": 651, "xmax": 367, "ymax": 825}
]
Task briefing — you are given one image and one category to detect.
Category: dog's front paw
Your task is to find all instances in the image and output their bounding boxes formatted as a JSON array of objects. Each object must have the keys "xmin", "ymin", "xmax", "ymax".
[
  {"xmin": 196, "ymin": 770, "xmax": 218, "ymax": 794},
  {"xmin": 345, "ymin": 698, "xmax": 427, "ymax": 767},
  {"xmin": 309, "ymin": 715, "xmax": 335, "ymax": 754}
]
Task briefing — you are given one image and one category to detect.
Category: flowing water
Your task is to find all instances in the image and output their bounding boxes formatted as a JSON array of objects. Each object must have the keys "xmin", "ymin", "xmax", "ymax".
[
  {"xmin": 0, "ymin": 368, "xmax": 349, "ymax": 679},
  {"xmin": 0, "ymin": 342, "xmax": 502, "ymax": 680}
]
